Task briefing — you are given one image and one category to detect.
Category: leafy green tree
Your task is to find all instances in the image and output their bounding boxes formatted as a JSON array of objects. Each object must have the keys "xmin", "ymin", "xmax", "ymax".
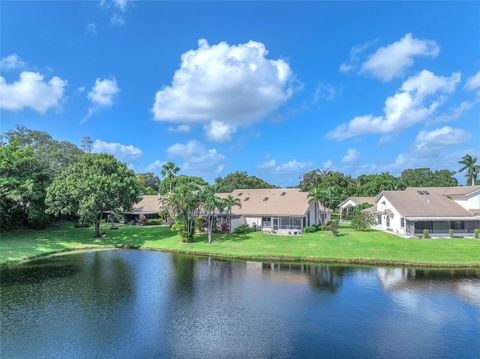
[
  {"xmin": 167, "ymin": 181, "xmax": 205, "ymax": 242},
  {"xmin": 0, "ymin": 142, "xmax": 50, "ymax": 229},
  {"xmin": 300, "ymin": 170, "xmax": 355, "ymax": 202},
  {"xmin": 222, "ymin": 194, "xmax": 242, "ymax": 232},
  {"xmin": 159, "ymin": 175, "xmax": 207, "ymax": 195},
  {"xmin": 2, "ymin": 125, "xmax": 82, "ymax": 177},
  {"xmin": 136, "ymin": 172, "xmax": 161, "ymax": 194},
  {"xmin": 398, "ymin": 168, "xmax": 457, "ymax": 189},
  {"xmin": 354, "ymin": 173, "xmax": 397, "ymax": 196},
  {"xmin": 214, "ymin": 171, "xmax": 274, "ymax": 193},
  {"xmin": 458, "ymin": 154, "xmax": 480, "ymax": 186},
  {"xmin": 46, "ymin": 154, "xmax": 140, "ymax": 238}
]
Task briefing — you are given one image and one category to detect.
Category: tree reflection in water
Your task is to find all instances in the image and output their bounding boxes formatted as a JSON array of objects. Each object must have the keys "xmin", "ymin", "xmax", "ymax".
[{"xmin": 261, "ymin": 263, "xmax": 361, "ymax": 292}]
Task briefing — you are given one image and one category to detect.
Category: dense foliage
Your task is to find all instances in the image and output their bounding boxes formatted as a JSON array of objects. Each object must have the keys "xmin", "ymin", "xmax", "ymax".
[
  {"xmin": 214, "ymin": 171, "xmax": 274, "ymax": 193},
  {"xmin": 0, "ymin": 126, "xmax": 83, "ymax": 230},
  {"xmin": 136, "ymin": 172, "xmax": 161, "ymax": 194},
  {"xmin": 397, "ymin": 168, "xmax": 457, "ymax": 189},
  {"xmin": 46, "ymin": 153, "xmax": 140, "ymax": 237}
]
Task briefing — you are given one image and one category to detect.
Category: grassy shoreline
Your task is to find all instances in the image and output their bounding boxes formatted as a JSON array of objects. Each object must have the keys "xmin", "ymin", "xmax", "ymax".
[{"xmin": 1, "ymin": 223, "xmax": 480, "ymax": 268}]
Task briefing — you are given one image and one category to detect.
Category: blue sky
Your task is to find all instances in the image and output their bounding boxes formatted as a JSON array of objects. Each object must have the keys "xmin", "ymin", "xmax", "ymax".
[{"xmin": 1, "ymin": 1, "xmax": 479, "ymax": 185}]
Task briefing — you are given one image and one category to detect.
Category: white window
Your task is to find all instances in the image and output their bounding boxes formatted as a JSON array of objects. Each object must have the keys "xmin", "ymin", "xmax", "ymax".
[{"xmin": 400, "ymin": 218, "xmax": 405, "ymax": 227}]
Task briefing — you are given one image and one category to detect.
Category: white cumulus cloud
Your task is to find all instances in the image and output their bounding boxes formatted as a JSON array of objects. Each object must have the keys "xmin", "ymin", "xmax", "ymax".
[
  {"xmin": 327, "ymin": 70, "xmax": 461, "ymax": 140},
  {"xmin": 361, "ymin": 33, "xmax": 439, "ymax": 82},
  {"xmin": 0, "ymin": 54, "xmax": 26, "ymax": 71},
  {"xmin": 86, "ymin": 77, "xmax": 120, "ymax": 117},
  {"xmin": 152, "ymin": 39, "xmax": 293, "ymax": 141},
  {"xmin": 258, "ymin": 158, "xmax": 312, "ymax": 173},
  {"xmin": 167, "ymin": 140, "xmax": 225, "ymax": 177},
  {"xmin": 341, "ymin": 149, "xmax": 361, "ymax": 165},
  {"xmin": 92, "ymin": 139, "xmax": 142, "ymax": 162},
  {"xmin": 465, "ymin": 70, "xmax": 480, "ymax": 91},
  {"xmin": 414, "ymin": 126, "xmax": 469, "ymax": 151},
  {"xmin": 0, "ymin": 71, "xmax": 66, "ymax": 113},
  {"xmin": 146, "ymin": 160, "xmax": 166, "ymax": 173}
]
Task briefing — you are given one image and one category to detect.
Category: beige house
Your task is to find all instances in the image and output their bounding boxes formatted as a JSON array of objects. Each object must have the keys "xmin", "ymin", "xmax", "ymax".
[
  {"xmin": 364, "ymin": 186, "xmax": 480, "ymax": 237},
  {"xmin": 217, "ymin": 188, "xmax": 331, "ymax": 234},
  {"xmin": 125, "ymin": 195, "xmax": 162, "ymax": 220}
]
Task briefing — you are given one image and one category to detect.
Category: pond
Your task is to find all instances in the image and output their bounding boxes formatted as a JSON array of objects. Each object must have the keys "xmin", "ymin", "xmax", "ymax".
[{"xmin": 1, "ymin": 250, "xmax": 479, "ymax": 358}]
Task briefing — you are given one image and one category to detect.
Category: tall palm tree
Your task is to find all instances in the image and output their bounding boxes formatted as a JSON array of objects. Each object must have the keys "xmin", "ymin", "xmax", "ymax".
[
  {"xmin": 161, "ymin": 162, "xmax": 179, "ymax": 225},
  {"xmin": 161, "ymin": 161, "xmax": 180, "ymax": 194},
  {"xmin": 203, "ymin": 190, "xmax": 222, "ymax": 244},
  {"xmin": 458, "ymin": 154, "xmax": 480, "ymax": 186},
  {"xmin": 223, "ymin": 194, "xmax": 241, "ymax": 232},
  {"xmin": 308, "ymin": 187, "xmax": 322, "ymax": 225}
]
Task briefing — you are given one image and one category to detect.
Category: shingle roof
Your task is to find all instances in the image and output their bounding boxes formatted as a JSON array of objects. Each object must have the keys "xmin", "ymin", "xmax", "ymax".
[
  {"xmin": 405, "ymin": 186, "xmax": 480, "ymax": 196},
  {"xmin": 349, "ymin": 196, "xmax": 375, "ymax": 205},
  {"xmin": 216, "ymin": 188, "xmax": 324, "ymax": 216},
  {"xmin": 379, "ymin": 190, "xmax": 475, "ymax": 218},
  {"xmin": 130, "ymin": 195, "xmax": 161, "ymax": 214}
]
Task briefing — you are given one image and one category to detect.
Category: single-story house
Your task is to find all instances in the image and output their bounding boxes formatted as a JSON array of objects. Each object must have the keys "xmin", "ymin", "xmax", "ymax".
[
  {"xmin": 338, "ymin": 196, "xmax": 375, "ymax": 219},
  {"xmin": 363, "ymin": 186, "xmax": 480, "ymax": 237},
  {"xmin": 216, "ymin": 188, "xmax": 331, "ymax": 234},
  {"xmin": 123, "ymin": 195, "xmax": 161, "ymax": 221}
]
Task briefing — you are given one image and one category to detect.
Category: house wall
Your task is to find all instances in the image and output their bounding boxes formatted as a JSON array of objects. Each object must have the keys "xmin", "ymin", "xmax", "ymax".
[
  {"xmin": 453, "ymin": 192, "xmax": 480, "ymax": 210},
  {"xmin": 340, "ymin": 199, "xmax": 357, "ymax": 210},
  {"xmin": 245, "ymin": 216, "xmax": 262, "ymax": 228},
  {"xmin": 374, "ymin": 195, "xmax": 406, "ymax": 235}
]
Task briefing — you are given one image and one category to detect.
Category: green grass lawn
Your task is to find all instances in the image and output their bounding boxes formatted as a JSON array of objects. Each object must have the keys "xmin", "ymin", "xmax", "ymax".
[{"xmin": 1, "ymin": 223, "xmax": 480, "ymax": 267}]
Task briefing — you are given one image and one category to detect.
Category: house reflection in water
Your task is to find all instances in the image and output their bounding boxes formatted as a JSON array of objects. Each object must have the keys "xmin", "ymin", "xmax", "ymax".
[
  {"xmin": 377, "ymin": 268, "xmax": 480, "ymax": 306},
  {"xmin": 246, "ymin": 261, "xmax": 360, "ymax": 293}
]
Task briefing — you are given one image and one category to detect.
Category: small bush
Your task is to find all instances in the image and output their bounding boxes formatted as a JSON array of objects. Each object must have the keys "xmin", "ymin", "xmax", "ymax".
[
  {"xmin": 331, "ymin": 220, "xmax": 340, "ymax": 237},
  {"xmin": 303, "ymin": 226, "xmax": 318, "ymax": 233},
  {"xmin": 234, "ymin": 225, "xmax": 256, "ymax": 234},
  {"xmin": 449, "ymin": 229, "xmax": 455, "ymax": 238},
  {"xmin": 351, "ymin": 213, "xmax": 375, "ymax": 231},
  {"xmin": 474, "ymin": 228, "xmax": 480, "ymax": 239},
  {"xmin": 145, "ymin": 218, "xmax": 163, "ymax": 226},
  {"xmin": 423, "ymin": 229, "xmax": 430, "ymax": 239}
]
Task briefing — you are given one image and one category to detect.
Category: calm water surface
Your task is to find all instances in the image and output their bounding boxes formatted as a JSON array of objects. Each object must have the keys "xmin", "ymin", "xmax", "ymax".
[{"xmin": 1, "ymin": 250, "xmax": 479, "ymax": 359}]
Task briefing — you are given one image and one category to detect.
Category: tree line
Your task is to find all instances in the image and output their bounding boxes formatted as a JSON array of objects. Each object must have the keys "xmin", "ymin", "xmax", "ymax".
[{"xmin": 1, "ymin": 126, "xmax": 478, "ymax": 235}]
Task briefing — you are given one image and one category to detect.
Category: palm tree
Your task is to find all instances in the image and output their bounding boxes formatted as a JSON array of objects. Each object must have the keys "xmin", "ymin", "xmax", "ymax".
[
  {"xmin": 223, "ymin": 194, "xmax": 241, "ymax": 232},
  {"xmin": 458, "ymin": 154, "xmax": 480, "ymax": 186},
  {"xmin": 308, "ymin": 187, "xmax": 322, "ymax": 225},
  {"xmin": 308, "ymin": 187, "xmax": 338, "ymax": 225},
  {"xmin": 161, "ymin": 162, "xmax": 180, "ymax": 225},
  {"xmin": 203, "ymin": 190, "xmax": 222, "ymax": 244},
  {"xmin": 161, "ymin": 161, "xmax": 180, "ymax": 194}
]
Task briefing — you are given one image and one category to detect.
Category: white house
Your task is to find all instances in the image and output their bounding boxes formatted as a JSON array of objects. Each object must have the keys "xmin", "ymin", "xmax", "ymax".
[
  {"xmin": 217, "ymin": 188, "xmax": 331, "ymax": 235},
  {"xmin": 339, "ymin": 196, "xmax": 375, "ymax": 219},
  {"xmin": 363, "ymin": 186, "xmax": 480, "ymax": 237}
]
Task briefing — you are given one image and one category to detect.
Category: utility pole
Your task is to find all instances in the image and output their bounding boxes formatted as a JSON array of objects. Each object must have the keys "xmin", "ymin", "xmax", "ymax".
[{"xmin": 81, "ymin": 136, "xmax": 93, "ymax": 153}]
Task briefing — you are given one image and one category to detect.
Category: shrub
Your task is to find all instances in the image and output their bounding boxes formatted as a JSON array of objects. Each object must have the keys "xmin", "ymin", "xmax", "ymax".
[
  {"xmin": 330, "ymin": 220, "xmax": 340, "ymax": 237},
  {"xmin": 303, "ymin": 226, "xmax": 318, "ymax": 233},
  {"xmin": 351, "ymin": 214, "xmax": 375, "ymax": 231},
  {"xmin": 234, "ymin": 225, "xmax": 256, "ymax": 234},
  {"xmin": 423, "ymin": 229, "xmax": 430, "ymax": 239},
  {"xmin": 145, "ymin": 218, "xmax": 163, "ymax": 226},
  {"xmin": 449, "ymin": 229, "xmax": 455, "ymax": 238},
  {"xmin": 474, "ymin": 228, "xmax": 480, "ymax": 239}
]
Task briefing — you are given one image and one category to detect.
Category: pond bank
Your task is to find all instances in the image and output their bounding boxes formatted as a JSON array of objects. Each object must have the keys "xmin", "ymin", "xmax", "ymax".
[{"xmin": 1, "ymin": 223, "xmax": 480, "ymax": 268}]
